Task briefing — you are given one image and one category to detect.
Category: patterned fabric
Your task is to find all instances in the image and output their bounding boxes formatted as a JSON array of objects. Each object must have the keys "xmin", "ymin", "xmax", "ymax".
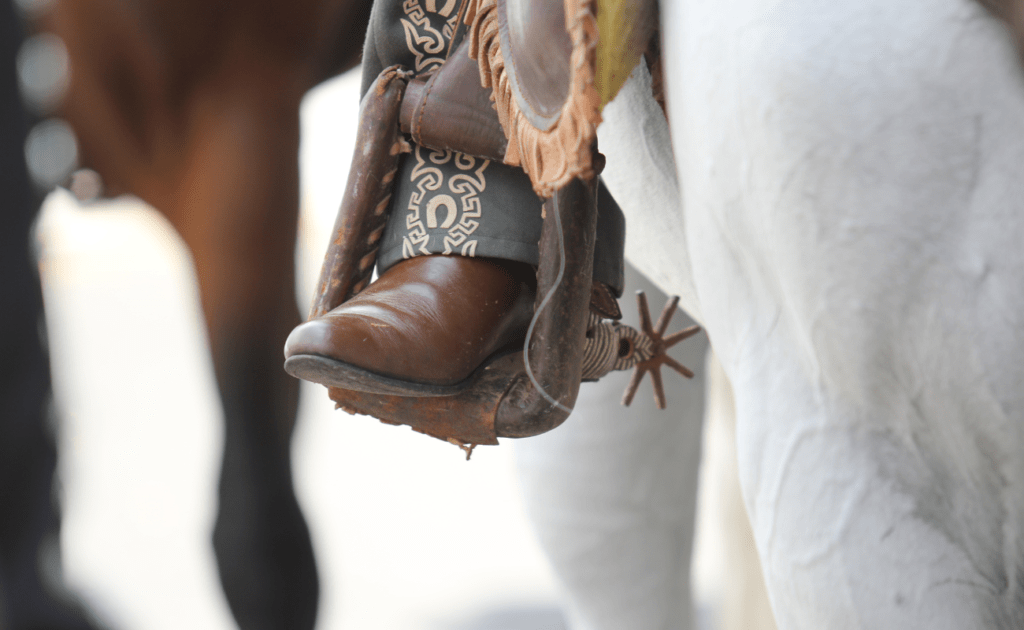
[
  {"xmin": 376, "ymin": 145, "xmax": 545, "ymax": 270},
  {"xmin": 361, "ymin": 0, "xmax": 463, "ymax": 97},
  {"xmin": 362, "ymin": 0, "xmax": 626, "ymax": 295}
]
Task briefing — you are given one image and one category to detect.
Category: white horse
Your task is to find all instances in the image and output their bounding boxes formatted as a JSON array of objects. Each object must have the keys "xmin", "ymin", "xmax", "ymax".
[{"xmin": 518, "ymin": 0, "xmax": 1024, "ymax": 627}]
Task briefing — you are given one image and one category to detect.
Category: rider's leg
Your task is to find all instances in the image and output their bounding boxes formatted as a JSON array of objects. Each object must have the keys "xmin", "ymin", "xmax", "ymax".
[{"xmin": 285, "ymin": 0, "xmax": 626, "ymax": 391}]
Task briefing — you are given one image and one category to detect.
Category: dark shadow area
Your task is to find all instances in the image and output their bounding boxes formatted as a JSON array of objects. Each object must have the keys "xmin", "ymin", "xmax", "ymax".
[{"xmin": 0, "ymin": 1, "xmax": 102, "ymax": 628}]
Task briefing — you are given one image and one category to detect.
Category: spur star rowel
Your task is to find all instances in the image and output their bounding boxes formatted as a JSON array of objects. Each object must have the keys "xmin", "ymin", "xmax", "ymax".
[{"xmin": 621, "ymin": 292, "xmax": 702, "ymax": 409}]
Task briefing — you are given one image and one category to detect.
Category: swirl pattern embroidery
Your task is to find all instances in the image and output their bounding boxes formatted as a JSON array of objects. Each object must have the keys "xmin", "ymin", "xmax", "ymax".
[
  {"xmin": 403, "ymin": 146, "xmax": 489, "ymax": 259},
  {"xmin": 401, "ymin": 0, "xmax": 462, "ymax": 73}
]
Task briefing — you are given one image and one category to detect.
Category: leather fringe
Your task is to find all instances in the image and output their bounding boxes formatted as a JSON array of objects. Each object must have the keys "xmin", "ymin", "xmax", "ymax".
[{"xmin": 465, "ymin": 0, "xmax": 602, "ymax": 197}]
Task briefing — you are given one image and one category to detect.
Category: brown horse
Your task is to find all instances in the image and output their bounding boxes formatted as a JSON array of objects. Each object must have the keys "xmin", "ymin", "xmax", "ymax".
[{"xmin": 27, "ymin": 0, "xmax": 370, "ymax": 627}]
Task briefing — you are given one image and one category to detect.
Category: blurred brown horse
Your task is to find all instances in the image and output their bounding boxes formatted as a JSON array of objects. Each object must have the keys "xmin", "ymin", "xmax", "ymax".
[{"xmin": 30, "ymin": 0, "xmax": 371, "ymax": 628}]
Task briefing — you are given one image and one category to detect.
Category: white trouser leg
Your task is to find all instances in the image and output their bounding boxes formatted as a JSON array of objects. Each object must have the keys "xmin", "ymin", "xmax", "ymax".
[{"xmin": 692, "ymin": 353, "xmax": 777, "ymax": 630}]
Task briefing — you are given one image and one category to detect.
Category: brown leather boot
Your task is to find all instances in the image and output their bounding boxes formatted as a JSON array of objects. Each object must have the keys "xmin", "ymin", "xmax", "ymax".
[{"xmin": 284, "ymin": 255, "xmax": 536, "ymax": 396}]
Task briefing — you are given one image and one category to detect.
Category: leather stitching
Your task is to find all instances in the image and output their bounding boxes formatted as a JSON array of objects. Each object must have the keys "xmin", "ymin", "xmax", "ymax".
[{"xmin": 417, "ymin": 70, "xmax": 441, "ymax": 145}]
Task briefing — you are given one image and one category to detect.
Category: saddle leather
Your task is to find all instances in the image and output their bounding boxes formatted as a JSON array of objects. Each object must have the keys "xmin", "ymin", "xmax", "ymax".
[
  {"xmin": 495, "ymin": 0, "xmax": 572, "ymax": 131},
  {"xmin": 491, "ymin": 0, "xmax": 657, "ymax": 122},
  {"xmin": 400, "ymin": 38, "xmax": 508, "ymax": 161}
]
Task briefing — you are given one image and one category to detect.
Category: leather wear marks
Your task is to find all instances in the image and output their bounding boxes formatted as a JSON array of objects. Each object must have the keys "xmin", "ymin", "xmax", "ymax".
[{"xmin": 403, "ymin": 146, "xmax": 489, "ymax": 258}]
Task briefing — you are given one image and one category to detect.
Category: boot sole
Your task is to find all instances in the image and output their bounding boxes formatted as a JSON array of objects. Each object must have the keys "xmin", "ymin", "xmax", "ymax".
[{"xmin": 283, "ymin": 353, "xmax": 511, "ymax": 398}]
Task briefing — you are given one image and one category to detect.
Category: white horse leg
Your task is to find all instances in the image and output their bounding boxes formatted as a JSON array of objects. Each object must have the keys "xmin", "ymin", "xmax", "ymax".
[
  {"xmin": 514, "ymin": 264, "xmax": 708, "ymax": 630},
  {"xmin": 599, "ymin": 64, "xmax": 777, "ymax": 630},
  {"xmin": 653, "ymin": 0, "xmax": 1024, "ymax": 627},
  {"xmin": 693, "ymin": 352, "xmax": 778, "ymax": 630}
]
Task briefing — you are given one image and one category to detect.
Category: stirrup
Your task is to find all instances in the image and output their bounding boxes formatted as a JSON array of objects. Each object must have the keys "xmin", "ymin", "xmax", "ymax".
[{"xmin": 299, "ymin": 9, "xmax": 700, "ymax": 449}]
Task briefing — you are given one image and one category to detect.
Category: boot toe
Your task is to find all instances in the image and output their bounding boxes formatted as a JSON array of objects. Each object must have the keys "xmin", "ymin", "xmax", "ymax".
[
  {"xmin": 283, "ymin": 255, "xmax": 535, "ymax": 392},
  {"xmin": 283, "ymin": 318, "xmax": 334, "ymax": 360}
]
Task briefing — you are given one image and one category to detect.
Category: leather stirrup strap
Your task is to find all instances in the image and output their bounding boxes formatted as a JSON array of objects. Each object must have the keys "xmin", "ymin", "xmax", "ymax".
[
  {"xmin": 400, "ymin": 38, "xmax": 508, "ymax": 161},
  {"xmin": 309, "ymin": 66, "xmax": 410, "ymax": 319}
]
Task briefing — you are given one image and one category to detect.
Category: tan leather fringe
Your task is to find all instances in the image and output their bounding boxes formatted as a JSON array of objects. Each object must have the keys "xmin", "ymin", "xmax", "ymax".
[{"xmin": 466, "ymin": 0, "xmax": 601, "ymax": 197}]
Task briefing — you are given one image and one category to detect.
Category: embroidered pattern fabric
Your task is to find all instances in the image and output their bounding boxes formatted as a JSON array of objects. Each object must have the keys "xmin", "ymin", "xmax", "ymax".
[
  {"xmin": 377, "ymin": 144, "xmax": 546, "ymax": 273},
  {"xmin": 402, "ymin": 146, "xmax": 489, "ymax": 258},
  {"xmin": 399, "ymin": 0, "xmax": 460, "ymax": 72}
]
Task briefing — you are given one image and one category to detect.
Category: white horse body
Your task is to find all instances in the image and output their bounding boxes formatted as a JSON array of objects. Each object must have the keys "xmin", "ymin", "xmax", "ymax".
[{"xmin": 596, "ymin": 0, "xmax": 1024, "ymax": 627}]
